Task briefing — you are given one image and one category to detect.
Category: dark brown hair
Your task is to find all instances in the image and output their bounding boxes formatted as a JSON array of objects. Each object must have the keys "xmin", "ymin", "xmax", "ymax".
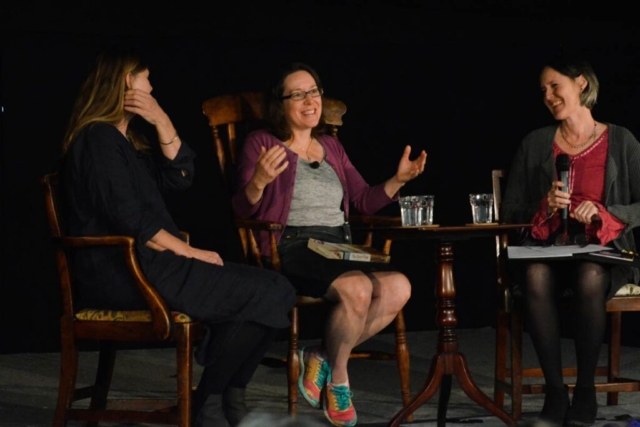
[{"xmin": 264, "ymin": 62, "xmax": 327, "ymax": 141}]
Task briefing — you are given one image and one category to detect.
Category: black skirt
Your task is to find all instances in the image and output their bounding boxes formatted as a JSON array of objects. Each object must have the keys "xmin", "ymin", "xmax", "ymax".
[{"xmin": 275, "ymin": 225, "xmax": 394, "ymax": 298}]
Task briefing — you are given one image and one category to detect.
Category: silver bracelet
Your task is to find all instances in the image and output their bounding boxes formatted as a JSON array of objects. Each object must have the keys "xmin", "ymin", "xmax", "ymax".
[{"xmin": 160, "ymin": 134, "xmax": 179, "ymax": 145}]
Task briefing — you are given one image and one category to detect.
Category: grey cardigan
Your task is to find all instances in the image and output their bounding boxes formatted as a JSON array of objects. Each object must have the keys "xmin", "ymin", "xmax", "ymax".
[{"xmin": 502, "ymin": 123, "xmax": 640, "ymax": 293}]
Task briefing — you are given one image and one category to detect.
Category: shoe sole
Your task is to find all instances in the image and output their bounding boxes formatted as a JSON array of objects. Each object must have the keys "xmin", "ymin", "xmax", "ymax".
[
  {"xmin": 565, "ymin": 421, "xmax": 595, "ymax": 427},
  {"xmin": 323, "ymin": 409, "xmax": 357, "ymax": 427},
  {"xmin": 322, "ymin": 386, "xmax": 357, "ymax": 427},
  {"xmin": 297, "ymin": 348, "xmax": 321, "ymax": 409}
]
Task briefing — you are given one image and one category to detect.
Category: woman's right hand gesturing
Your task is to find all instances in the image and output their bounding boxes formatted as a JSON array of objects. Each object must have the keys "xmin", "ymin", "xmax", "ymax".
[{"xmin": 245, "ymin": 145, "xmax": 289, "ymax": 205}]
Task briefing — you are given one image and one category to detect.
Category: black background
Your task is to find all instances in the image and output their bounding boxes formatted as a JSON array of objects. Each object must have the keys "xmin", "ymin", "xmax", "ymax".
[{"xmin": 2, "ymin": 1, "xmax": 639, "ymax": 353}]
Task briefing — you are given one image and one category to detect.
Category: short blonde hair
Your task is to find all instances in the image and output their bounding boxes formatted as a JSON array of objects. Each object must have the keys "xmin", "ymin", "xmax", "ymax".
[{"xmin": 543, "ymin": 56, "xmax": 599, "ymax": 109}]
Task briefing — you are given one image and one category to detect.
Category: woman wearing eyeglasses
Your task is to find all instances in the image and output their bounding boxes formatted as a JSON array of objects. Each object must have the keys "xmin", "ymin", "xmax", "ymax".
[{"xmin": 232, "ymin": 62, "xmax": 426, "ymax": 427}]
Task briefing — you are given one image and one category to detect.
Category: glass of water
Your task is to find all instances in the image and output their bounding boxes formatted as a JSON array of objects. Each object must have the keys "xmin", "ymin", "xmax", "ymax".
[
  {"xmin": 469, "ymin": 193, "xmax": 493, "ymax": 224},
  {"xmin": 400, "ymin": 195, "xmax": 434, "ymax": 226}
]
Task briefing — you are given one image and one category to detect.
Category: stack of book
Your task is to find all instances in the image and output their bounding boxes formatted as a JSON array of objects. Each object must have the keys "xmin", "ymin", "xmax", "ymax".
[{"xmin": 307, "ymin": 238, "xmax": 391, "ymax": 263}]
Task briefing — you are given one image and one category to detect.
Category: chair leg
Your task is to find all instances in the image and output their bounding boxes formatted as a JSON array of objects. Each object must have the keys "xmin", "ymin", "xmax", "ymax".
[
  {"xmin": 493, "ymin": 306, "xmax": 508, "ymax": 409},
  {"xmin": 287, "ymin": 306, "xmax": 300, "ymax": 416},
  {"xmin": 510, "ymin": 308, "xmax": 524, "ymax": 421},
  {"xmin": 393, "ymin": 310, "xmax": 413, "ymax": 423},
  {"xmin": 52, "ymin": 321, "xmax": 78, "ymax": 427},
  {"xmin": 175, "ymin": 325, "xmax": 195, "ymax": 427},
  {"xmin": 86, "ymin": 341, "xmax": 116, "ymax": 427},
  {"xmin": 607, "ymin": 312, "xmax": 621, "ymax": 406}
]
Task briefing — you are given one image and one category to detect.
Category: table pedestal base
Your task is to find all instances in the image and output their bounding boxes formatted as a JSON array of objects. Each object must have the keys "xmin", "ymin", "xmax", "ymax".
[
  {"xmin": 388, "ymin": 351, "xmax": 516, "ymax": 426},
  {"xmin": 386, "ymin": 237, "xmax": 518, "ymax": 427}
]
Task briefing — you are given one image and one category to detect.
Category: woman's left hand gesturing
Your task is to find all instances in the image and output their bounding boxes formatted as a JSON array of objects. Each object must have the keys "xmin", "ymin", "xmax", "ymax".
[{"xmin": 395, "ymin": 145, "xmax": 427, "ymax": 184}]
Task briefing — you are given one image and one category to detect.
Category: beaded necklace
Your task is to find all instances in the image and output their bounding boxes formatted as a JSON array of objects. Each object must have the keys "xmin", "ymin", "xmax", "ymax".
[{"xmin": 559, "ymin": 122, "xmax": 597, "ymax": 149}]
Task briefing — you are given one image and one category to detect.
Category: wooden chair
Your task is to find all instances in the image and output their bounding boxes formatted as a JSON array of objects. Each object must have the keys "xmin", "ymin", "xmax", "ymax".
[
  {"xmin": 202, "ymin": 91, "xmax": 412, "ymax": 419},
  {"xmin": 42, "ymin": 172, "xmax": 205, "ymax": 427},
  {"xmin": 491, "ymin": 169, "xmax": 640, "ymax": 421}
]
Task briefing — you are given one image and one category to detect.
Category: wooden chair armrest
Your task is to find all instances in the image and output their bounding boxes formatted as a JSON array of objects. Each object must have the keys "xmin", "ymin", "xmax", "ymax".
[
  {"xmin": 60, "ymin": 235, "xmax": 135, "ymax": 249},
  {"xmin": 350, "ymin": 214, "xmax": 402, "ymax": 227},
  {"xmin": 348, "ymin": 214, "xmax": 401, "ymax": 252},
  {"xmin": 57, "ymin": 235, "xmax": 172, "ymax": 340},
  {"xmin": 234, "ymin": 218, "xmax": 284, "ymax": 232},
  {"xmin": 232, "ymin": 219, "xmax": 284, "ymax": 270}
]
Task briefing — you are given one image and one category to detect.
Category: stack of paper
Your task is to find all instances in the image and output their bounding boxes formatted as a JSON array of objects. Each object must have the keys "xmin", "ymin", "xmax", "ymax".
[{"xmin": 507, "ymin": 244, "xmax": 613, "ymax": 260}]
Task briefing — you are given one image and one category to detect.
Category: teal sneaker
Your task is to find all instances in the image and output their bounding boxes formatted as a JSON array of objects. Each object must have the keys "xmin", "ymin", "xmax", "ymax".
[
  {"xmin": 323, "ymin": 377, "xmax": 357, "ymax": 427},
  {"xmin": 298, "ymin": 346, "xmax": 329, "ymax": 408}
]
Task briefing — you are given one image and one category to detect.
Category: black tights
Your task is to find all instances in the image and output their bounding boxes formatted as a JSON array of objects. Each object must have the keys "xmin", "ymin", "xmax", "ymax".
[
  {"xmin": 194, "ymin": 321, "xmax": 278, "ymax": 405},
  {"xmin": 524, "ymin": 261, "xmax": 610, "ymax": 388}
]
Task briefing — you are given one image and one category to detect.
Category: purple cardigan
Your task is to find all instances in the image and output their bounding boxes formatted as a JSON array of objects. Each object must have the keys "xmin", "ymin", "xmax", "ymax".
[{"xmin": 232, "ymin": 129, "xmax": 397, "ymax": 256}]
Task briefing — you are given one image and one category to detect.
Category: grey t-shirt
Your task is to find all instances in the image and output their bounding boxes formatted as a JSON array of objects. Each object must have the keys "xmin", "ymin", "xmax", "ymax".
[{"xmin": 287, "ymin": 157, "xmax": 345, "ymax": 227}]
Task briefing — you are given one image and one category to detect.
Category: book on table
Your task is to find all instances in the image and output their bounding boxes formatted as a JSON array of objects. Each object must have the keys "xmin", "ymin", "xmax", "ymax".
[
  {"xmin": 573, "ymin": 249, "xmax": 640, "ymax": 267},
  {"xmin": 307, "ymin": 238, "xmax": 391, "ymax": 263}
]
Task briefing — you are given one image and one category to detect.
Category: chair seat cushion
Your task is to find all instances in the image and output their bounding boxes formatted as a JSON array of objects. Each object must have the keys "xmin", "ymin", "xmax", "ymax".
[
  {"xmin": 76, "ymin": 309, "xmax": 193, "ymax": 323},
  {"xmin": 615, "ymin": 283, "xmax": 640, "ymax": 297}
]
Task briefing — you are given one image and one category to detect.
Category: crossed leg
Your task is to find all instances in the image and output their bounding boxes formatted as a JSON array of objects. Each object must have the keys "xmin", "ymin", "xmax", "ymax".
[{"xmin": 322, "ymin": 270, "xmax": 411, "ymax": 384}]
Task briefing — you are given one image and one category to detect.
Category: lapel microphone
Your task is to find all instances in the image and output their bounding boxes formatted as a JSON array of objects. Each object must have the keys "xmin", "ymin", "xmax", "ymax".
[{"xmin": 307, "ymin": 140, "xmax": 323, "ymax": 169}]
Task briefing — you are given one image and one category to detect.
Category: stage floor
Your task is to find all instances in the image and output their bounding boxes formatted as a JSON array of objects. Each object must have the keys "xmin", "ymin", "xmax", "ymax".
[{"xmin": 1, "ymin": 327, "xmax": 638, "ymax": 426}]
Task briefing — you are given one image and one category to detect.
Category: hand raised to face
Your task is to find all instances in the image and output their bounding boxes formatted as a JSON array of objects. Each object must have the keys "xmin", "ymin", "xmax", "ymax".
[{"xmin": 124, "ymin": 89, "xmax": 168, "ymax": 126}]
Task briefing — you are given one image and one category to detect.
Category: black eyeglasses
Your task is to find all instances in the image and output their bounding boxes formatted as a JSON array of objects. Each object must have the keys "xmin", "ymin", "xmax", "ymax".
[{"xmin": 281, "ymin": 87, "xmax": 323, "ymax": 101}]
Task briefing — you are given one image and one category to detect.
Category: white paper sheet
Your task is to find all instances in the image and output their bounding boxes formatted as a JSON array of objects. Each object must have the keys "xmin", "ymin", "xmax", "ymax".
[{"xmin": 507, "ymin": 244, "xmax": 613, "ymax": 259}]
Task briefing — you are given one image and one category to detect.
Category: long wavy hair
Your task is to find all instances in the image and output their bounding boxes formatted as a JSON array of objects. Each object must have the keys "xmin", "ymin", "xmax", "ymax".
[
  {"xmin": 62, "ymin": 49, "xmax": 150, "ymax": 154},
  {"xmin": 264, "ymin": 62, "xmax": 328, "ymax": 141}
]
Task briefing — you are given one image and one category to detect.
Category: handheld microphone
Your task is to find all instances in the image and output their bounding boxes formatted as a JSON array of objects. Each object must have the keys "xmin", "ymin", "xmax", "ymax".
[{"xmin": 555, "ymin": 154, "xmax": 570, "ymax": 221}]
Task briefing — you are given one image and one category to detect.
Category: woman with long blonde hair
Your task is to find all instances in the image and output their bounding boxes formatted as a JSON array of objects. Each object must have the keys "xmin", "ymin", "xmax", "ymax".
[{"xmin": 60, "ymin": 48, "xmax": 296, "ymax": 427}]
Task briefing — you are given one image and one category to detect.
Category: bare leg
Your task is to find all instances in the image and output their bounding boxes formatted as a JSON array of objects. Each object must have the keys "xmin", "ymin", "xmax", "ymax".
[
  {"xmin": 322, "ymin": 271, "xmax": 411, "ymax": 384},
  {"xmin": 354, "ymin": 271, "xmax": 411, "ymax": 347},
  {"xmin": 323, "ymin": 271, "xmax": 373, "ymax": 384}
]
